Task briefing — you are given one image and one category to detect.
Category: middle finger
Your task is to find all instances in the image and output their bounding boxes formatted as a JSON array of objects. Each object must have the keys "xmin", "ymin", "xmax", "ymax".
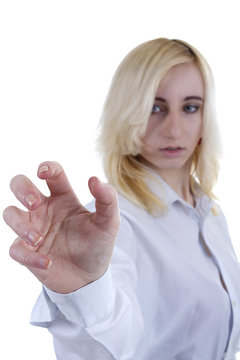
[{"xmin": 10, "ymin": 174, "xmax": 45, "ymax": 210}]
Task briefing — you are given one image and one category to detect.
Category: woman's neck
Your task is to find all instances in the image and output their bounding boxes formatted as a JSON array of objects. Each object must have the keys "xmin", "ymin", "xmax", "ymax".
[{"xmin": 155, "ymin": 167, "xmax": 195, "ymax": 207}]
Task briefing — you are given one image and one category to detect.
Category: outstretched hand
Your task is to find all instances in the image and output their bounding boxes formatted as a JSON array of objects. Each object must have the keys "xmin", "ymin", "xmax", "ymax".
[{"xmin": 3, "ymin": 162, "xmax": 120, "ymax": 294}]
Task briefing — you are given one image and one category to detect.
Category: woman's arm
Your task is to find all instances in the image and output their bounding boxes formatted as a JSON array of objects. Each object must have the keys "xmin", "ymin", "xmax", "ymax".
[
  {"xmin": 3, "ymin": 161, "xmax": 144, "ymax": 359},
  {"xmin": 31, "ymin": 250, "xmax": 144, "ymax": 359},
  {"xmin": 3, "ymin": 161, "xmax": 119, "ymax": 293}
]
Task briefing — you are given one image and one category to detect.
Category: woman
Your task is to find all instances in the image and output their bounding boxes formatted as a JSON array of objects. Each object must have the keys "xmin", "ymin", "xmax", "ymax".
[{"xmin": 3, "ymin": 38, "xmax": 240, "ymax": 359}]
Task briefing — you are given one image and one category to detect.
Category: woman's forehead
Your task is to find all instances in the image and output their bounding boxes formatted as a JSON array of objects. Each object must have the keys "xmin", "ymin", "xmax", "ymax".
[{"xmin": 155, "ymin": 63, "xmax": 204, "ymax": 100}]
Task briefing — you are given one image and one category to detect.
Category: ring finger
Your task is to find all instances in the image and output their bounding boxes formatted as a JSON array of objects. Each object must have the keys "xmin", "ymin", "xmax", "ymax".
[{"xmin": 3, "ymin": 206, "xmax": 44, "ymax": 247}]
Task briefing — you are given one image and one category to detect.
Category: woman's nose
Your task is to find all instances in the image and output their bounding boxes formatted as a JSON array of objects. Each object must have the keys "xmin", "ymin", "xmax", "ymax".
[{"xmin": 162, "ymin": 111, "xmax": 182, "ymax": 139}]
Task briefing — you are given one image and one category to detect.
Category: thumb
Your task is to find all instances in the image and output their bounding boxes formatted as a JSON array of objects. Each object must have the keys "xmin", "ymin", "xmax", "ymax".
[{"xmin": 88, "ymin": 177, "xmax": 120, "ymax": 229}]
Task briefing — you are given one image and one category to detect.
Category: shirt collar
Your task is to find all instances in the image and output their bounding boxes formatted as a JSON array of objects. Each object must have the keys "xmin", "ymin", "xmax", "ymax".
[{"xmin": 146, "ymin": 170, "xmax": 214, "ymax": 220}]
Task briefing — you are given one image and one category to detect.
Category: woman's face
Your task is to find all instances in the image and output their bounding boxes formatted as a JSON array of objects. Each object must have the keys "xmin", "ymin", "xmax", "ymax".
[{"xmin": 140, "ymin": 63, "xmax": 204, "ymax": 178}]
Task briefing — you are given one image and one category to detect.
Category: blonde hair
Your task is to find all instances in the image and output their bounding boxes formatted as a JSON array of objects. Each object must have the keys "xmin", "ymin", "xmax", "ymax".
[{"xmin": 97, "ymin": 38, "xmax": 221, "ymax": 215}]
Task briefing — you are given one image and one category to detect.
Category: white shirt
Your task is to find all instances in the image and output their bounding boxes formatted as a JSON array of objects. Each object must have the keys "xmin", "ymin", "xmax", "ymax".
[{"xmin": 30, "ymin": 174, "xmax": 240, "ymax": 360}]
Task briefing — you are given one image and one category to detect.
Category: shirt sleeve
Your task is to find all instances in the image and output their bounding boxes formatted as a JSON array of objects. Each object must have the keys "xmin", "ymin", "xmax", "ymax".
[{"xmin": 30, "ymin": 215, "xmax": 144, "ymax": 360}]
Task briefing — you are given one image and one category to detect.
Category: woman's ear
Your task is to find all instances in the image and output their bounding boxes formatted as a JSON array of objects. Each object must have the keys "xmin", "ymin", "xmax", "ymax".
[{"xmin": 198, "ymin": 138, "xmax": 202, "ymax": 146}]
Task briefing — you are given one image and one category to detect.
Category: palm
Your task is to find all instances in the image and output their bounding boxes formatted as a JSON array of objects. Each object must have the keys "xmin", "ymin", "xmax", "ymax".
[{"xmin": 4, "ymin": 162, "xmax": 120, "ymax": 294}]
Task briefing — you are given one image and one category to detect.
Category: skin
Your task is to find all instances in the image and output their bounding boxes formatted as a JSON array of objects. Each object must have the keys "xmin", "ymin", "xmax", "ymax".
[
  {"xmin": 3, "ymin": 63, "xmax": 204, "ymax": 294},
  {"xmin": 3, "ymin": 163, "xmax": 120, "ymax": 293},
  {"xmin": 141, "ymin": 63, "xmax": 204, "ymax": 206}
]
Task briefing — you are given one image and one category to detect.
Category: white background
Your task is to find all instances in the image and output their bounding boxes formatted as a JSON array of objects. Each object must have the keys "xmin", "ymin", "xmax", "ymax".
[{"xmin": 0, "ymin": 0, "xmax": 240, "ymax": 358}]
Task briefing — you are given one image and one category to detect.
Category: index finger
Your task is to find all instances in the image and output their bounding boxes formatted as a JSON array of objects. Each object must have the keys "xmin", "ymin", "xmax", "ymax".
[{"xmin": 37, "ymin": 161, "xmax": 77, "ymax": 198}]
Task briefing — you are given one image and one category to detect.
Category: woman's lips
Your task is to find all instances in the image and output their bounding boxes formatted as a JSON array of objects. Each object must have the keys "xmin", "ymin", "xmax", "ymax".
[{"xmin": 160, "ymin": 147, "xmax": 185, "ymax": 157}]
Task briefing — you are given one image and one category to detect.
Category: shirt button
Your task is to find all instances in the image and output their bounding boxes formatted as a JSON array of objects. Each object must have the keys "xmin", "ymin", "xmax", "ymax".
[{"xmin": 232, "ymin": 300, "xmax": 237, "ymax": 307}]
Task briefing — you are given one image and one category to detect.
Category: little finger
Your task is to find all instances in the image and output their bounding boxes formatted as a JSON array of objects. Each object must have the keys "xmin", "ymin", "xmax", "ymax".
[{"xmin": 10, "ymin": 238, "xmax": 52, "ymax": 269}]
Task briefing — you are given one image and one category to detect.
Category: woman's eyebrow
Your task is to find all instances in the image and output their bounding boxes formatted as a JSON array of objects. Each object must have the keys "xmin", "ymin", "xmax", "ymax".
[
  {"xmin": 184, "ymin": 96, "xmax": 204, "ymax": 101},
  {"xmin": 155, "ymin": 97, "xmax": 167, "ymax": 102},
  {"xmin": 155, "ymin": 96, "xmax": 204, "ymax": 102}
]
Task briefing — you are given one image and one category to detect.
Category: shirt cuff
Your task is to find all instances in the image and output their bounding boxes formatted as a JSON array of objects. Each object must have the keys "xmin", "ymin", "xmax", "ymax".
[{"xmin": 43, "ymin": 267, "xmax": 116, "ymax": 327}]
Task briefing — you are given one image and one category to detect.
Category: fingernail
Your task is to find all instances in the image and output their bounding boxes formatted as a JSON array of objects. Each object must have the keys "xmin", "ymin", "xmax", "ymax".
[
  {"xmin": 39, "ymin": 257, "xmax": 52, "ymax": 269},
  {"xmin": 25, "ymin": 194, "xmax": 38, "ymax": 207},
  {"xmin": 28, "ymin": 231, "xmax": 43, "ymax": 246},
  {"xmin": 90, "ymin": 177, "xmax": 101, "ymax": 189},
  {"xmin": 39, "ymin": 165, "xmax": 49, "ymax": 173}
]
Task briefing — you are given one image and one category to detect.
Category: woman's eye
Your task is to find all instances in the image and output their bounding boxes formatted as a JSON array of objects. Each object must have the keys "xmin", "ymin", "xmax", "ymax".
[
  {"xmin": 152, "ymin": 104, "xmax": 164, "ymax": 113},
  {"xmin": 184, "ymin": 104, "xmax": 199, "ymax": 113}
]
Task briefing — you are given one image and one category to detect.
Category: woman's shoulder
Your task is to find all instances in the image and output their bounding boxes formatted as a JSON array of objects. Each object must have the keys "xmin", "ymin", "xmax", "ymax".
[{"xmin": 117, "ymin": 193, "xmax": 151, "ymax": 223}]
